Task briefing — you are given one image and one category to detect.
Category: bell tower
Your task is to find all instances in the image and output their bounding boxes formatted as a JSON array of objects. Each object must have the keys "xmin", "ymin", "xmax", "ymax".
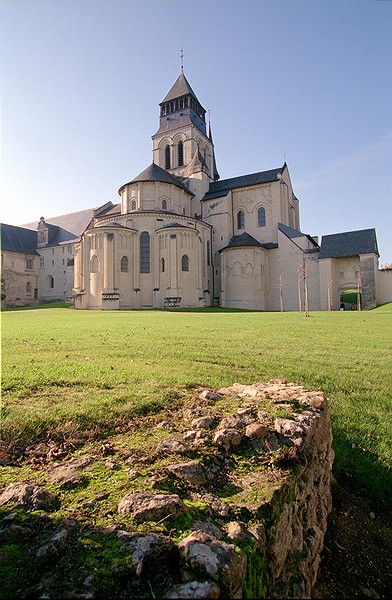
[{"xmin": 152, "ymin": 69, "xmax": 219, "ymax": 202}]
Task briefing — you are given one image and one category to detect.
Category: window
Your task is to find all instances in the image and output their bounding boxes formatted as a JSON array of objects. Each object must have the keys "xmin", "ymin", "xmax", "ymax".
[
  {"xmin": 181, "ymin": 254, "xmax": 189, "ymax": 272},
  {"xmin": 207, "ymin": 240, "xmax": 211, "ymax": 266},
  {"xmin": 237, "ymin": 210, "xmax": 245, "ymax": 229},
  {"xmin": 131, "ymin": 199, "xmax": 137, "ymax": 211},
  {"xmin": 140, "ymin": 232, "xmax": 150, "ymax": 273},
  {"xmin": 165, "ymin": 145, "xmax": 171, "ymax": 169},
  {"xmin": 257, "ymin": 207, "xmax": 266, "ymax": 227},
  {"xmin": 40, "ymin": 258, "xmax": 44, "ymax": 268},
  {"xmin": 47, "ymin": 275, "xmax": 54, "ymax": 289},
  {"xmin": 162, "ymin": 199, "xmax": 167, "ymax": 210},
  {"xmin": 161, "ymin": 257, "xmax": 165, "ymax": 272},
  {"xmin": 178, "ymin": 140, "xmax": 184, "ymax": 166},
  {"xmin": 91, "ymin": 255, "xmax": 99, "ymax": 273},
  {"xmin": 26, "ymin": 282, "xmax": 32, "ymax": 295},
  {"xmin": 120, "ymin": 256, "xmax": 128, "ymax": 272},
  {"xmin": 26, "ymin": 258, "xmax": 33, "ymax": 270}
]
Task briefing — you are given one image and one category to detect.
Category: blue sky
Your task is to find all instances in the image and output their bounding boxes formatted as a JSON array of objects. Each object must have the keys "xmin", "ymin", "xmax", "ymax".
[{"xmin": 1, "ymin": 0, "xmax": 391, "ymax": 265}]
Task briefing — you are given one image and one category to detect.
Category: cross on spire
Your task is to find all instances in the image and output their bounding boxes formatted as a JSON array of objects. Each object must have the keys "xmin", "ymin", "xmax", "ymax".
[{"xmin": 180, "ymin": 48, "xmax": 184, "ymax": 72}]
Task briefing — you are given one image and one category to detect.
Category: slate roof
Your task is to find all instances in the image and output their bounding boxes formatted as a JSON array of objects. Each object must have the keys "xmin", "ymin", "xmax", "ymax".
[
  {"xmin": 220, "ymin": 232, "xmax": 278, "ymax": 252},
  {"xmin": 119, "ymin": 163, "xmax": 193, "ymax": 195},
  {"xmin": 20, "ymin": 204, "xmax": 115, "ymax": 245},
  {"xmin": 1, "ymin": 223, "xmax": 39, "ymax": 255},
  {"xmin": 278, "ymin": 223, "xmax": 305, "ymax": 239},
  {"xmin": 319, "ymin": 228, "xmax": 379, "ymax": 259},
  {"xmin": 202, "ymin": 165, "xmax": 285, "ymax": 201},
  {"xmin": 161, "ymin": 72, "xmax": 200, "ymax": 105}
]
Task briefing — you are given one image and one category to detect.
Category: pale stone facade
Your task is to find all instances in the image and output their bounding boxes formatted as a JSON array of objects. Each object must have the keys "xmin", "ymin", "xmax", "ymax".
[{"xmin": 2, "ymin": 71, "xmax": 392, "ymax": 310}]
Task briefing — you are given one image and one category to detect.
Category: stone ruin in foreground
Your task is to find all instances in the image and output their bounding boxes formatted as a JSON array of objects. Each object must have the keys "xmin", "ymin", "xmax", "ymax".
[{"xmin": 0, "ymin": 380, "xmax": 334, "ymax": 598}]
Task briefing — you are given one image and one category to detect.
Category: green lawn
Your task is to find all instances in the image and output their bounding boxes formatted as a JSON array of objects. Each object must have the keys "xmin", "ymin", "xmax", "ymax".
[{"xmin": 1, "ymin": 303, "xmax": 391, "ymax": 507}]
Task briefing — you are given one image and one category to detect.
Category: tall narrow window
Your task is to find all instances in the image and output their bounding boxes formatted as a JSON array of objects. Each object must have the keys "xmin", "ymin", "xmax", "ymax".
[
  {"xmin": 207, "ymin": 240, "xmax": 211, "ymax": 266},
  {"xmin": 161, "ymin": 257, "xmax": 165, "ymax": 272},
  {"xmin": 257, "ymin": 207, "xmax": 266, "ymax": 227},
  {"xmin": 237, "ymin": 210, "xmax": 245, "ymax": 230},
  {"xmin": 47, "ymin": 275, "xmax": 54, "ymax": 289},
  {"xmin": 181, "ymin": 255, "xmax": 189, "ymax": 272},
  {"xmin": 162, "ymin": 199, "xmax": 167, "ymax": 210},
  {"xmin": 178, "ymin": 140, "xmax": 184, "ymax": 166},
  {"xmin": 140, "ymin": 232, "xmax": 150, "ymax": 273},
  {"xmin": 26, "ymin": 282, "xmax": 32, "ymax": 295},
  {"xmin": 120, "ymin": 256, "xmax": 128, "ymax": 272},
  {"xmin": 91, "ymin": 255, "xmax": 99, "ymax": 273},
  {"xmin": 165, "ymin": 144, "xmax": 171, "ymax": 169},
  {"xmin": 131, "ymin": 199, "xmax": 137, "ymax": 211}
]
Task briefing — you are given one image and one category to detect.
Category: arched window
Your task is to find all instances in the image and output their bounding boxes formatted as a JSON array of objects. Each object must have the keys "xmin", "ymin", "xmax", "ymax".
[
  {"xmin": 165, "ymin": 144, "xmax": 171, "ymax": 169},
  {"xmin": 178, "ymin": 140, "xmax": 184, "ymax": 166},
  {"xmin": 162, "ymin": 199, "xmax": 167, "ymax": 210},
  {"xmin": 161, "ymin": 257, "xmax": 165, "ymax": 272},
  {"xmin": 140, "ymin": 232, "xmax": 150, "ymax": 273},
  {"xmin": 131, "ymin": 199, "xmax": 137, "ymax": 211},
  {"xmin": 181, "ymin": 254, "xmax": 189, "ymax": 272},
  {"xmin": 237, "ymin": 210, "xmax": 245, "ymax": 230},
  {"xmin": 120, "ymin": 256, "xmax": 128, "ymax": 272},
  {"xmin": 26, "ymin": 281, "xmax": 32, "ymax": 295},
  {"xmin": 257, "ymin": 207, "xmax": 266, "ymax": 227},
  {"xmin": 91, "ymin": 255, "xmax": 99, "ymax": 273},
  {"xmin": 47, "ymin": 275, "xmax": 54, "ymax": 289}
]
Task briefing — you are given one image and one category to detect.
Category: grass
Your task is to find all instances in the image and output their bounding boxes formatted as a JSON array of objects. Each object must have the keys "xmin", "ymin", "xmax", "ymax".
[{"xmin": 1, "ymin": 303, "xmax": 392, "ymax": 507}]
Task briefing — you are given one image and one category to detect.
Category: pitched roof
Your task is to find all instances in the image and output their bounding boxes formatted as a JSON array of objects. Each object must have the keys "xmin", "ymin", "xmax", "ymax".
[
  {"xmin": 220, "ymin": 232, "xmax": 278, "ymax": 252},
  {"xmin": 319, "ymin": 228, "xmax": 379, "ymax": 259},
  {"xmin": 119, "ymin": 162, "xmax": 192, "ymax": 195},
  {"xmin": 278, "ymin": 223, "xmax": 305, "ymax": 239},
  {"xmin": 161, "ymin": 72, "xmax": 200, "ymax": 104},
  {"xmin": 202, "ymin": 165, "xmax": 285, "ymax": 201},
  {"xmin": 1, "ymin": 223, "xmax": 39, "ymax": 255}
]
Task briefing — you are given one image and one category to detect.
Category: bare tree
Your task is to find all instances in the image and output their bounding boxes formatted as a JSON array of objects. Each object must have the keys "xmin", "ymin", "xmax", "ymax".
[
  {"xmin": 327, "ymin": 279, "xmax": 333, "ymax": 311},
  {"xmin": 296, "ymin": 266, "xmax": 302, "ymax": 312},
  {"xmin": 357, "ymin": 277, "xmax": 362, "ymax": 311},
  {"xmin": 297, "ymin": 255, "xmax": 317, "ymax": 317},
  {"xmin": 279, "ymin": 273, "xmax": 284, "ymax": 312}
]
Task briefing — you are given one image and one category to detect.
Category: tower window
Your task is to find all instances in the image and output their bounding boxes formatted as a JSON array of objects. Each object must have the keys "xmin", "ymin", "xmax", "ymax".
[
  {"xmin": 131, "ymin": 199, "xmax": 137, "ymax": 211},
  {"xmin": 237, "ymin": 210, "xmax": 245, "ymax": 230},
  {"xmin": 140, "ymin": 232, "xmax": 150, "ymax": 273},
  {"xmin": 165, "ymin": 145, "xmax": 171, "ymax": 169},
  {"xmin": 178, "ymin": 140, "xmax": 184, "ymax": 166},
  {"xmin": 162, "ymin": 199, "xmax": 167, "ymax": 210},
  {"xmin": 120, "ymin": 256, "xmax": 128, "ymax": 272},
  {"xmin": 161, "ymin": 257, "xmax": 165, "ymax": 272},
  {"xmin": 181, "ymin": 254, "xmax": 189, "ymax": 272},
  {"xmin": 257, "ymin": 207, "xmax": 266, "ymax": 227}
]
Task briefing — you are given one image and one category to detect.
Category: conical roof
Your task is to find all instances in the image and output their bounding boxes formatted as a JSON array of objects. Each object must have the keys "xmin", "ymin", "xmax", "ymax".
[{"xmin": 118, "ymin": 163, "xmax": 192, "ymax": 195}]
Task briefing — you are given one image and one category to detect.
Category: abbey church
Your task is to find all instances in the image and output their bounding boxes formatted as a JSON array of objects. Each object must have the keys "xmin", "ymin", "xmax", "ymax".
[{"xmin": 2, "ymin": 71, "xmax": 391, "ymax": 310}]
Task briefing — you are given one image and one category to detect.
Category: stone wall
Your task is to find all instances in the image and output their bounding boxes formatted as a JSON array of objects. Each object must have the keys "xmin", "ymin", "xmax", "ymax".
[{"xmin": 0, "ymin": 380, "xmax": 334, "ymax": 598}]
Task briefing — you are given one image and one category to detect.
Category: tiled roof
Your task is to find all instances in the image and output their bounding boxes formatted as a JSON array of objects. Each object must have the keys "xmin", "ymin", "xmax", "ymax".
[
  {"xmin": 119, "ymin": 162, "xmax": 192, "ymax": 195},
  {"xmin": 202, "ymin": 165, "xmax": 285, "ymax": 201},
  {"xmin": 319, "ymin": 228, "xmax": 379, "ymax": 259},
  {"xmin": 1, "ymin": 223, "xmax": 39, "ymax": 255}
]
